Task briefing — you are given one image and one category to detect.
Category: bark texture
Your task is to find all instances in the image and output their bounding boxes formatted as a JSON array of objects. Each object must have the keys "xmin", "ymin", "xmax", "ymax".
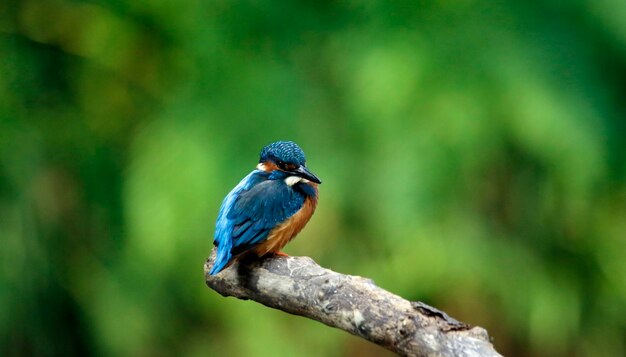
[{"xmin": 205, "ymin": 250, "xmax": 502, "ymax": 357}]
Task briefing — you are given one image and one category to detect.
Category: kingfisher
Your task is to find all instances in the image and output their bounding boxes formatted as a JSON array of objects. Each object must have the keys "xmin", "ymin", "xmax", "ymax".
[{"xmin": 209, "ymin": 141, "xmax": 322, "ymax": 275}]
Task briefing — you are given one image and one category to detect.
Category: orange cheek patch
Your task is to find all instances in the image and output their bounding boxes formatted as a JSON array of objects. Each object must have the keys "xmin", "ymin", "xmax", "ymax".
[{"xmin": 260, "ymin": 161, "xmax": 279, "ymax": 172}]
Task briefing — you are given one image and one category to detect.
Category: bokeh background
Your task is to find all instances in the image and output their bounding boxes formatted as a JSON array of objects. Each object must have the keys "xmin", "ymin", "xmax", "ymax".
[{"xmin": 1, "ymin": 0, "xmax": 625, "ymax": 356}]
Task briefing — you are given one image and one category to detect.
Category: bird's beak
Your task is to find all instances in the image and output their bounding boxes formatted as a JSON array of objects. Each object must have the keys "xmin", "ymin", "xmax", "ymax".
[{"xmin": 293, "ymin": 166, "xmax": 322, "ymax": 184}]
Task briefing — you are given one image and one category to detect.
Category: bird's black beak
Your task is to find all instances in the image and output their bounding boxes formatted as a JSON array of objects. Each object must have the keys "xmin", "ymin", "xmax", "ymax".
[{"xmin": 294, "ymin": 165, "xmax": 322, "ymax": 184}]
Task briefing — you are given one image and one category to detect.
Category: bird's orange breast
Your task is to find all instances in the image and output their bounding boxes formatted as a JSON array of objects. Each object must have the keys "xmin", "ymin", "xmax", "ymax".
[{"xmin": 252, "ymin": 186, "xmax": 318, "ymax": 256}]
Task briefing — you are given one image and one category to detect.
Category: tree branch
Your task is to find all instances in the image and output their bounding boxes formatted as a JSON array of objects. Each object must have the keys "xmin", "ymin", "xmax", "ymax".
[{"xmin": 204, "ymin": 250, "xmax": 502, "ymax": 357}]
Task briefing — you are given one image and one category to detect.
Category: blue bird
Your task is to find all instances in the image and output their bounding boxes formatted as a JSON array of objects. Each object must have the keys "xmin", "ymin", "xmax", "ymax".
[{"xmin": 210, "ymin": 141, "xmax": 322, "ymax": 275}]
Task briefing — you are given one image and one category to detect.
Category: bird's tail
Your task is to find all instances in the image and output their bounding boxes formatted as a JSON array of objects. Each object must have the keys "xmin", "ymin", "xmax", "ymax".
[{"xmin": 209, "ymin": 245, "xmax": 232, "ymax": 275}]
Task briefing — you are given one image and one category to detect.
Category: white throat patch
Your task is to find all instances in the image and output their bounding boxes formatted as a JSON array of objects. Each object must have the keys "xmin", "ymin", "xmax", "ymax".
[{"xmin": 284, "ymin": 176, "xmax": 303, "ymax": 186}]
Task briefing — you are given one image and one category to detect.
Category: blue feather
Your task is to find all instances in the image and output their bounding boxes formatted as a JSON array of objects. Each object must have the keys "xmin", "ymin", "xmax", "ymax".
[
  {"xmin": 210, "ymin": 170, "xmax": 265, "ymax": 275},
  {"xmin": 209, "ymin": 170, "xmax": 306, "ymax": 275}
]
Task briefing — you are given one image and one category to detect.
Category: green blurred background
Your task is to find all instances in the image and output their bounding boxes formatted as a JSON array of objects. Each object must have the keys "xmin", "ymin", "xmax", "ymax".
[{"xmin": 1, "ymin": 0, "xmax": 625, "ymax": 356}]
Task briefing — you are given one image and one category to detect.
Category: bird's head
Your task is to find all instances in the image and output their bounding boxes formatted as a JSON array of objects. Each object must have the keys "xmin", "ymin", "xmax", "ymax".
[{"xmin": 257, "ymin": 141, "xmax": 322, "ymax": 185}]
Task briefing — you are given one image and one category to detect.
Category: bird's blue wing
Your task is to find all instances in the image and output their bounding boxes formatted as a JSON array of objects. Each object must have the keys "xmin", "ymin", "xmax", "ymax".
[
  {"xmin": 210, "ymin": 171, "xmax": 304, "ymax": 275},
  {"xmin": 211, "ymin": 170, "xmax": 266, "ymax": 274},
  {"xmin": 227, "ymin": 180, "xmax": 305, "ymax": 255}
]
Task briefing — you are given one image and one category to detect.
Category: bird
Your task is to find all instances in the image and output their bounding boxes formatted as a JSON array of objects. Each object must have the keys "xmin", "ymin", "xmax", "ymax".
[{"xmin": 209, "ymin": 141, "xmax": 322, "ymax": 275}]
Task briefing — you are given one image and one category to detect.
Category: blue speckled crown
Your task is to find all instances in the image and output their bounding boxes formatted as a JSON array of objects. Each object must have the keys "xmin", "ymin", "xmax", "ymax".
[{"xmin": 259, "ymin": 141, "xmax": 306, "ymax": 165}]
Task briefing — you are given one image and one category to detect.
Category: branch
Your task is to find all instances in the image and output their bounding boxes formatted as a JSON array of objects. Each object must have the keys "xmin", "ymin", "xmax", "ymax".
[{"xmin": 204, "ymin": 250, "xmax": 502, "ymax": 357}]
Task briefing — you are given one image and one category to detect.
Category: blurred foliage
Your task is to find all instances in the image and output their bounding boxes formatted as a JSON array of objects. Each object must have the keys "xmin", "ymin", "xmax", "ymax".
[{"xmin": 1, "ymin": 0, "xmax": 625, "ymax": 356}]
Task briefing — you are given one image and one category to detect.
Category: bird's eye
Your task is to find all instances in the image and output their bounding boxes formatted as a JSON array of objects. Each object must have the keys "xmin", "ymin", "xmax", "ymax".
[{"xmin": 277, "ymin": 161, "xmax": 297, "ymax": 171}]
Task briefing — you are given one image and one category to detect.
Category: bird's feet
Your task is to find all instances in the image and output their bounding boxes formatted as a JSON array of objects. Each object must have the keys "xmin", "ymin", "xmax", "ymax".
[{"xmin": 273, "ymin": 251, "xmax": 289, "ymax": 257}]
